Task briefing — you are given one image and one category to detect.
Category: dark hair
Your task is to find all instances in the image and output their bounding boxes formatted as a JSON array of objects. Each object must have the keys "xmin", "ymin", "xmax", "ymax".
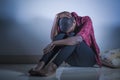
[{"xmin": 59, "ymin": 17, "xmax": 74, "ymax": 33}]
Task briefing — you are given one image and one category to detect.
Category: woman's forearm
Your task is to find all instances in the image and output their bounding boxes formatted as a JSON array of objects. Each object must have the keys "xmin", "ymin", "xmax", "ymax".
[{"xmin": 53, "ymin": 36, "xmax": 83, "ymax": 46}]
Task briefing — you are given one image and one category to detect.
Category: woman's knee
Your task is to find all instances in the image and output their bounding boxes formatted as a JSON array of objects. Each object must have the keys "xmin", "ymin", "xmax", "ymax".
[{"xmin": 53, "ymin": 33, "xmax": 66, "ymax": 41}]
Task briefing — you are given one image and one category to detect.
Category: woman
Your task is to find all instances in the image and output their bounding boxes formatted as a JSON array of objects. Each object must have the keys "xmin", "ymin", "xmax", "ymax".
[{"xmin": 29, "ymin": 11, "xmax": 101, "ymax": 77}]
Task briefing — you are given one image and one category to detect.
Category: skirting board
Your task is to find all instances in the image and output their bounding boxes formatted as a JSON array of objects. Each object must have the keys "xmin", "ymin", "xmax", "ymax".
[{"xmin": 0, "ymin": 55, "xmax": 42, "ymax": 64}]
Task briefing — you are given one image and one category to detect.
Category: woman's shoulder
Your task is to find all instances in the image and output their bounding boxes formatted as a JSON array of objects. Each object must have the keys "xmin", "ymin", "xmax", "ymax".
[
  {"xmin": 81, "ymin": 16, "xmax": 91, "ymax": 20},
  {"xmin": 81, "ymin": 16, "xmax": 92, "ymax": 23}
]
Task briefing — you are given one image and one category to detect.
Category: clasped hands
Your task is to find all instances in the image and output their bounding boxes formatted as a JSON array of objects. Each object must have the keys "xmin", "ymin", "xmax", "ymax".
[{"xmin": 43, "ymin": 42, "xmax": 55, "ymax": 54}]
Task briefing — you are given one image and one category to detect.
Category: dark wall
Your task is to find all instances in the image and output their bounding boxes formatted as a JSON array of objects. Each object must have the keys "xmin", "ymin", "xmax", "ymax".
[{"xmin": 0, "ymin": 0, "xmax": 120, "ymax": 55}]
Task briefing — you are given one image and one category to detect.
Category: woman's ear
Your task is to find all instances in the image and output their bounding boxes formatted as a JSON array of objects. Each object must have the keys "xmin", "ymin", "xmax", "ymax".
[
  {"xmin": 73, "ymin": 19, "xmax": 76, "ymax": 25},
  {"xmin": 72, "ymin": 20, "xmax": 76, "ymax": 28}
]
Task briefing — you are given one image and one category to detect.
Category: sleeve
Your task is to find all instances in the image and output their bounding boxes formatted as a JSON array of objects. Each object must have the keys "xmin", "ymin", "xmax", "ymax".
[{"xmin": 76, "ymin": 16, "xmax": 92, "ymax": 41}]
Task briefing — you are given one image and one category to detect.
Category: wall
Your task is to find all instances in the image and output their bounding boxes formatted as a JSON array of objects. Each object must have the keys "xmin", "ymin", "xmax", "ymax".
[{"xmin": 0, "ymin": 0, "xmax": 120, "ymax": 56}]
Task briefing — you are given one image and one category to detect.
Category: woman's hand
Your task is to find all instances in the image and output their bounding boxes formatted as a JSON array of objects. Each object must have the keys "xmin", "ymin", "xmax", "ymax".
[
  {"xmin": 49, "ymin": 36, "xmax": 83, "ymax": 46},
  {"xmin": 43, "ymin": 42, "xmax": 55, "ymax": 54},
  {"xmin": 56, "ymin": 11, "xmax": 72, "ymax": 19}
]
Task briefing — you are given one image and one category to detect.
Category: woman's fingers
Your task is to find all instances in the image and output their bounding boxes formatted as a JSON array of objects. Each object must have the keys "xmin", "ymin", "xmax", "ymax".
[
  {"xmin": 43, "ymin": 44, "xmax": 55, "ymax": 54},
  {"xmin": 57, "ymin": 11, "xmax": 72, "ymax": 18},
  {"xmin": 43, "ymin": 44, "xmax": 50, "ymax": 54},
  {"xmin": 49, "ymin": 45, "xmax": 55, "ymax": 52}
]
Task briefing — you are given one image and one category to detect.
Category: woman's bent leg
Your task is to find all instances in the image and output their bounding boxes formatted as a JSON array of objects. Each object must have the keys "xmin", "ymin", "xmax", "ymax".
[{"xmin": 66, "ymin": 41, "xmax": 96, "ymax": 67}]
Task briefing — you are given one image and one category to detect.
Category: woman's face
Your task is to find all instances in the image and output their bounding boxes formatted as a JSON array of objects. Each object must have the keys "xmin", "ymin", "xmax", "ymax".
[
  {"xmin": 59, "ymin": 17, "xmax": 76, "ymax": 33},
  {"xmin": 58, "ymin": 11, "xmax": 76, "ymax": 33},
  {"xmin": 66, "ymin": 19, "xmax": 76, "ymax": 33}
]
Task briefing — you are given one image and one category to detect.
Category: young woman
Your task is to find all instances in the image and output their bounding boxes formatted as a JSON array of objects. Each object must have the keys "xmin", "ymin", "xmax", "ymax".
[{"xmin": 29, "ymin": 11, "xmax": 101, "ymax": 77}]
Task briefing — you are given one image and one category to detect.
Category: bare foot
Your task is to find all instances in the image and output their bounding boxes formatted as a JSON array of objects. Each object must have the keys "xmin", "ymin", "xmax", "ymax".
[
  {"xmin": 33, "ymin": 62, "xmax": 45, "ymax": 71},
  {"xmin": 29, "ymin": 61, "xmax": 45, "ymax": 75}
]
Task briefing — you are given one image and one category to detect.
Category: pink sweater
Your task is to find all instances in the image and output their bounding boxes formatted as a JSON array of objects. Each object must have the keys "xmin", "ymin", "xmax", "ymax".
[{"xmin": 71, "ymin": 12, "xmax": 101, "ymax": 66}]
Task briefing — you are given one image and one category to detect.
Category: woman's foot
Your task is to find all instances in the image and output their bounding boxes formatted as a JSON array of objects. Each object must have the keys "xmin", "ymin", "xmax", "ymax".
[
  {"xmin": 28, "ymin": 61, "xmax": 45, "ymax": 76},
  {"xmin": 38, "ymin": 62, "xmax": 58, "ymax": 77}
]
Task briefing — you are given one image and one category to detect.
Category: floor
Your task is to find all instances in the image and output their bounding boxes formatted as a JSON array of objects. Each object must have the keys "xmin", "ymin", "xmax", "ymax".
[
  {"xmin": 0, "ymin": 64, "xmax": 120, "ymax": 80},
  {"xmin": 0, "ymin": 64, "xmax": 57, "ymax": 80}
]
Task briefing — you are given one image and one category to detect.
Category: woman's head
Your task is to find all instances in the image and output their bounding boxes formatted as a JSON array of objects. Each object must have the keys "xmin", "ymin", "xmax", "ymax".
[
  {"xmin": 57, "ymin": 11, "xmax": 72, "ymax": 18},
  {"xmin": 58, "ymin": 11, "xmax": 81, "ymax": 27},
  {"xmin": 59, "ymin": 17, "xmax": 76, "ymax": 33}
]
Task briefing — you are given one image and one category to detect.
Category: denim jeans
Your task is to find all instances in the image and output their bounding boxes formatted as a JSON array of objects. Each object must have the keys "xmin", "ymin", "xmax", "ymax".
[{"xmin": 40, "ymin": 33, "xmax": 96, "ymax": 67}]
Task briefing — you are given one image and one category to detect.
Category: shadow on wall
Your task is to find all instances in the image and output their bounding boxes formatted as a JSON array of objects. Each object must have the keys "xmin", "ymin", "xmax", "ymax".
[
  {"xmin": 0, "ymin": 17, "xmax": 52, "ymax": 55},
  {"xmin": 108, "ymin": 25, "xmax": 120, "ymax": 48},
  {"xmin": 97, "ymin": 25, "xmax": 120, "ymax": 52},
  {"xmin": 0, "ymin": 19, "xmax": 120, "ymax": 55},
  {"xmin": 0, "ymin": 0, "xmax": 120, "ymax": 55}
]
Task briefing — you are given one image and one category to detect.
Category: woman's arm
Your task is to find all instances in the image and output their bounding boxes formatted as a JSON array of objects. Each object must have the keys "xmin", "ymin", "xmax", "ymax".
[
  {"xmin": 52, "ymin": 35, "xmax": 83, "ymax": 46},
  {"xmin": 43, "ymin": 35, "xmax": 82, "ymax": 54}
]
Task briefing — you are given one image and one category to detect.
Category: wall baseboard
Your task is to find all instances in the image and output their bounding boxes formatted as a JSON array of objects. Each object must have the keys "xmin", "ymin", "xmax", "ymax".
[{"xmin": 0, "ymin": 55, "xmax": 42, "ymax": 64}]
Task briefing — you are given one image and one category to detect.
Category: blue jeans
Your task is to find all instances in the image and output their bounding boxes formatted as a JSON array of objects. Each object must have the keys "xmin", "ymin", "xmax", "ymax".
[{"xmin": 40, "ymin": 33, "xmax": 96, "ymax": 67}]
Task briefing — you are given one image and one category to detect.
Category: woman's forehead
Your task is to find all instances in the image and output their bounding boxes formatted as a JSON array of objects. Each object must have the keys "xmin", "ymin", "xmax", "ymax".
[{"xmin": 59, "ymin": 17, "xmax": 74, "ymax": 23}]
